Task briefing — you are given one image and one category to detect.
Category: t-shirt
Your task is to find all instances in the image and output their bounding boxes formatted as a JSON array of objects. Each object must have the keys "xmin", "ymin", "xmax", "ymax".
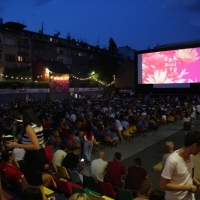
[
  {"xmin": 84, "ymin": 131, "xmax": 94, "ymax": 141},
  {"xmin": 52, "ymin": 150, "xmax": 67, "ymax": 167},
  {"xmin": 13, "ymin": 148, "xmax": 25, "ymax": 161},
  {"xmin": 125, "ymin": 166, "xmax": 147, "ymax": 191},
  {"xmin": 161, "ymin": 150, "xmax": 194, "ymax": 200},
  {"xmin": 161, "ymin": 152, "xmax": 172, "ymax": 166},
  {"xmin": 21, "ymin": 123, "xmax": 44, "ymax": 147},
  {"xmin": 62, "ymin": 152, "xmax": 79, "ymax": 170},
  {"xmin": 2, "ymin": 163, "xmax": 24, "ymax": 183},
  {"xmin": 104, "ymin": 160, "xmax": 126, "ymax": 188},
  {"xmin": 90, "ymin": 158, "xmax": 108, "ymax": 182}
]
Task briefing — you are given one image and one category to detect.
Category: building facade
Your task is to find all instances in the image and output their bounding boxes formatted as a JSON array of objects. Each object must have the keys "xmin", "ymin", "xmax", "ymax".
[{"xmin": 0, "ymin": 18, "xmax": 118, "ymax": 83}]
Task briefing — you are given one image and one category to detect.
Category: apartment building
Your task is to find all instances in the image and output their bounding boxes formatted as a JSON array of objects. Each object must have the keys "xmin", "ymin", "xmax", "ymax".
[{"xmin": 0, "ymin": 18, "xmax": 118, "ymax": 82}]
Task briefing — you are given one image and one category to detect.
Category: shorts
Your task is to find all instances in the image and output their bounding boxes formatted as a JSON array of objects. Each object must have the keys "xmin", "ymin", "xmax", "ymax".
[
  {"xmin": 118, "ymin": 126, "xmax": 123, "ymax": 131},
  {"xmin": 23, "ymin": 148, "xmax": 45, "ymax": 186}
]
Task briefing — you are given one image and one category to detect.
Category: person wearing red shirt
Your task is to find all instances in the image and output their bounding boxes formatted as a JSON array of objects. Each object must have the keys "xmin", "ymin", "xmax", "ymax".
[
  {"xmin": 125, "ymin": 158, "xmax": 150, "ymax": 198},
  {"xmin": 83, "ymin": 122, "xmax": 94, "ymax": 165},
  {"xmin": 1, "ymin": 150, "xmax": 25, "ymax": 188},
  {"xmin": 1, "ymin": 150, "xmax": 52, "ymax": 190},
  {"xmin": 104, "ymin": 152, "xmax": 127, "ymax": 189}
]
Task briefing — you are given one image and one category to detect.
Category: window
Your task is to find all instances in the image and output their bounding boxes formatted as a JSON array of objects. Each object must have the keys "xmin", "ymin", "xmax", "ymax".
[
  {"xmin": 78, "ymin": 52, "xmax": 86, "ymax": 57},
  {"xmin": 4, "ymin": 38, "xmax": 16, "ymax": 46},
  {"xmin": 0, "ymin": 35, "xmax": 2, "ymax": 44},
  {"xmin": 50, "ymin": 37, "xmax": 52, "ymax": 41},
  {"xmin": 0, "ymin": 50, "xmax": 2, "ymax": 60},
  {"xmin": 18, "ymin": 56, "xmax": 25, "ymax": 62},
  {"xmin": 5, "ymin": 54, "xmax": 15, "ymax": 62}
]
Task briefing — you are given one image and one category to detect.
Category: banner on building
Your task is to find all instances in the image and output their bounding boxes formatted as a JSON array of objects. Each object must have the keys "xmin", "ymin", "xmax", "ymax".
[{"xmin": 49, "ymin": 74, "xmax": 69, "ymax": 92}]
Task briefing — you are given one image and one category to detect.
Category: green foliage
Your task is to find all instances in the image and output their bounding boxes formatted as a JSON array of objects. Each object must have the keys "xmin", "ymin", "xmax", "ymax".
[
  {"xmin": 87, "ymin": 37, "xmax": 119, "ymax": 84},
  {"xmin": 90, "ymin": 54, "xmax": 119, "ymax": 83},
  {"xmin": 0, "ymin": 81, "xmax": 49, "ymax": 89}
]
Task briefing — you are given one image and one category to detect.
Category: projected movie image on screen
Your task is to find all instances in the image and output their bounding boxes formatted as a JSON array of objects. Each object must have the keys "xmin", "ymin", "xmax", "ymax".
[{"xmin": 141, "ymin": 48, "xmax": 200, "ymax": 84}]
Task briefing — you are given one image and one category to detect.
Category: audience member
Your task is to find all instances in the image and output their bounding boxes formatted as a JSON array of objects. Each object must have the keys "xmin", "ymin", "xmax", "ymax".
[
  {"xmin": 104, "ymin": 126, "xmax": 119, "ymax": 145},
  {"xmin": 69, "ymin": 193, "xmax": 90, "ymax": 200},
  {"xmin": 125, "ymin": 158, "xmax": 151, "ymax": 198},
  {"xmin": 161, "ymin": 141, "xmax": 174, "ymax": 170},
  {"xmin": 183, "ymin": 111, "xmax": 191, "ymax": 135},
  {"xmin": 115, "ymin": 117, "xmax": 125, "ymax": 144},
  {"xmin": 6, "ymin": 107, "xmax": 51, "ymax": 200},
  {"xmin": 62, "ymin": 147, "xmax": 84, "ymax": 174},
  {"xmin": 52, "ymin": 144, "xmax": 67, "ymax": 167},
  {"xmin": 1, "ymin": 150, "xmax": 26, "ymax": 189},
  {"xmin": 21, "ymin": 186, "xmax": 43, "ymax": 200},
  {"xmin": 149, "ymin": 189, "xmax": 165, "ymax": 200},
  {"xmin": 160, "ymin": 130, "xmax": 200, "ymax": 200},
  {"xmin": 90, "ymin": 151, "xmax": 108, "ymax": 183},
  {"xmin": 83, "ymin": 122, "xmax": 94, "ymax": 164},
  {"xmin": 13, "ymin": 140, "xmax": 25, "ymax": 170},
  {"xmin": 2, "ymin": 150, "xmax": 53, "ymax": 190},
  {"xmin": 104, "ymin": 152, "xmax": 126, "ymax": 189}
]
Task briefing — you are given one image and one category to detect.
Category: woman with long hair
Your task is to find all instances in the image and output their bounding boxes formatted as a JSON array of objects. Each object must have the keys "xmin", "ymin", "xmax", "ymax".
[
  {"xmin": 6, "ymin": 107, "xmax": 47, "ymax": 200},
  {"xmin": 21, "ymin": 186, "xmax": 43, "ymax": 200},
  {"xmin": 83, "ymin": 122, "xmax": 94, "ymax": 165}
]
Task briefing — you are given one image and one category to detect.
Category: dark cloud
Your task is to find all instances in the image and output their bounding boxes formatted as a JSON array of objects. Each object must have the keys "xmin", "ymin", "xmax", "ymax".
[{"xmin": 32, "ymin": 0, "xmax": 53, "ymax": 6}]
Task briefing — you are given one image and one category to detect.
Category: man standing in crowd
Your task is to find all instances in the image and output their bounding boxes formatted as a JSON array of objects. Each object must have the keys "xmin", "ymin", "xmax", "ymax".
[
  {"xmin": 160, "ymin": 131, "xmax": 200, "ymax": 200},
  {"xmin": 90, "ymin": 151, "xmax": 108, "ymax": 183},
  {"xmin": 104, "ymin": 152, "xmax": 126, "ymax": 189}
]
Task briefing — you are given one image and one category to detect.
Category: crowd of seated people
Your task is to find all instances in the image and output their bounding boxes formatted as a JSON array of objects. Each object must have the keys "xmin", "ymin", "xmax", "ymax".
[{"xmin": 0, "ymin": 94, "xmax": 200, "ymax": 199}]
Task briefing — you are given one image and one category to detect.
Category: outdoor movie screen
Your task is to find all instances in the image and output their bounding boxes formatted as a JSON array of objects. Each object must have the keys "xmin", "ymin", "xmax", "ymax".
[{"xmin": 137, "ymin": 47, "xmax": 200, "ymax": 84}]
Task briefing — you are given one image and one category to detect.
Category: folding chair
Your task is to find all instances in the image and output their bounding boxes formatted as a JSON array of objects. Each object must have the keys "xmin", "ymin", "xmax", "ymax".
[
  {"xmin": 56, "ymin": 165, "xmax": 70, "ymax": 180},
  {"xmin": 98, "ymin": 181, "xmax": 116, "ymax": 198},
  {"xmin": 83, "ymin": 175, "xmax": 98, "ymax": 191},
  {"xmin": 116, "ymin": 187, "xmax": 133, "ymax": 200},
  {"xmin": 68, "ymin": 169, "xmax": 83, "ymax": 185}
]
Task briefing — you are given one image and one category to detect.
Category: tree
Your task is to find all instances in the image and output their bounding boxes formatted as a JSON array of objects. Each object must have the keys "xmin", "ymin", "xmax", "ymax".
[{"xmin": 108, "ymin": 38, "xmax": 118, "ymax": 53}]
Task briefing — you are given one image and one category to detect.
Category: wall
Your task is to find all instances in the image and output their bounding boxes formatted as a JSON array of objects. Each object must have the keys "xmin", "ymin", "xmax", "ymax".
[{"xmin": 0, "ymin": 88, "xmax": 104, "ymax": 103}]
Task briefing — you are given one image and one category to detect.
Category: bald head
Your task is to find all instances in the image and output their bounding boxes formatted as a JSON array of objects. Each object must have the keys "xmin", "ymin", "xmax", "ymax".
[
  {"xmin": 98, "ymin": 151, "xmax": 105, "ymax": 159},
  {"xmin": 165, "ymin": 141, "xmax": 174, "ymax": 152}
]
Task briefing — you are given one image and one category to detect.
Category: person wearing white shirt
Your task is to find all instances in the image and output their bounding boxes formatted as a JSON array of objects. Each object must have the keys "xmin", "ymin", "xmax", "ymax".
[
  {"xmin": 115, "ymin": 119, "xmax": 125, "ymax": 144},
  {"xmin": 13, "ymin": 147, "xmax": 25, "ymax": 161},
  {"xmin": 70, "ymin": 113, "xmax": 77, "ymax": 122},
  {"xmin": 90, "ymin": 151, "xmax": 108, "ymax": 183},
  {"xmin": 121, "ymin": 119, "xmax": 129, "ymax": 130},
  {"xmin": 160, "ymin": 131, "xmax": 200, "ymax": 200},
  {"xmin": 53, "ymin": 144, "xmax": 68, "ymax": 167},
  {"xmin": 196, "ymin": 102, "xmax": 200, "ymax": 120}
]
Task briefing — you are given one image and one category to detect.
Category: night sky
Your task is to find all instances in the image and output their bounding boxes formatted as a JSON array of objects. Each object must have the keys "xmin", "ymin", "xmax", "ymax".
[{"xmin": 0, "ymin": 0, "xmax": 200, "ymax": 50}]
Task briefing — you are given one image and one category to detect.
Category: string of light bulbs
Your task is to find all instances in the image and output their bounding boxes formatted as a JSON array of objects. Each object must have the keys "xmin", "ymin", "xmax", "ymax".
[
  {"xmin": 70, "ymin": 75, "xmax": 115, "ymax": 86},
  {"xmin": 1, "ymin": 73, "xmax": 115, "ymax": 86},
  {"xmin": 1, "ymin": 74, "xmax": 32, "ymax": 80}
]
